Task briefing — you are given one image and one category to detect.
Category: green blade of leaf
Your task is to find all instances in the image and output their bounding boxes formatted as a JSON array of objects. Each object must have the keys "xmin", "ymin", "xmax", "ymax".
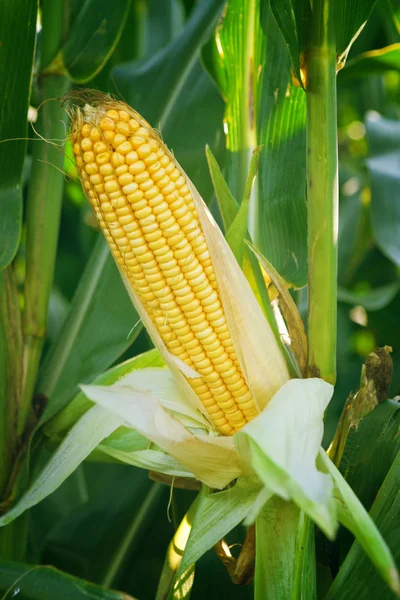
[
  {"xmin": 0, "ymin": 0, "xmax": 37, "ymax": 268},
  {"xmin": 0, "ymin": 560, "xmax": 137, "ymax": 600},
  {"xmin": 340, "ymin": 43, "xmax": 400, "ymax": 81},
  {"xmin": 37, "ymin": 237, "xmax": 141, "ymax": 424},
  {"xmin": 226, "ymin": 147, "xmax": 261, "ymax": 265},
  {"xmin": 113, "ymin": 0, "xmax": 225, "ymax": 126},
  {"xmin": 319, "ymin": 450, "xmax": 400, "ymax": 596},
  {"xmin": 327, "ymin": 448, "xmax": 400, "ymax": 599},
  {"xmin": 337, "ymin": 282, "xmax": 400, "ymax": 311},
  {"xmin": 0, "ymin": 406, "xmax": 123, "ymax": 527},
  {"xmin": 366, "ymin": 113, "xmax": 400, "ymax": 267},
  {"xmin": 53, "ymin": 0, "xmax": 131, "ymax": 82},
  {"xmin": 179, "ymin": 478, "xmax": 265, "ymax": 574},
  {"xmin": 0, "ymin": 268, "xmax": 22, "ymax": 496}
]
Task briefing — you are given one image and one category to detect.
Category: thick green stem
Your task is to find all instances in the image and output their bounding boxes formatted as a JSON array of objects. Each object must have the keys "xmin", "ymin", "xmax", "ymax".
[
  {"xmin": 306, "ymin": 0, "xmax": 338, "ymax": 384},
  {"xmin": 19, "ymin": 0, "xmax": 69, "ymax": 434}
]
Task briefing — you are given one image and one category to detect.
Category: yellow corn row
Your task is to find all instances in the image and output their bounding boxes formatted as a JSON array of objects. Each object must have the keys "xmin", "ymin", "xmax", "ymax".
[{"xmin": 71, "ymin": 97, "xmax": 258, "ymax": 435}]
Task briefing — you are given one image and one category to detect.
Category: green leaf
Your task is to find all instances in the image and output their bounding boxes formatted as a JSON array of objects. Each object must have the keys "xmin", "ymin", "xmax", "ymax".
[
  {"xmin": 0, "ymin": 0, "xmax": 37, "ymax": 268},
  {"xmin": 226, "ymin": 148, "xmax": 261, "ymax": 265},
  {"xmin": 338, "ymin": 399, "xmax": 400, "ymax": 525},
  {"xmin": 0, "ymin": 560, "xmax": 136, "ymax": 599},
  {"xmin": 55, "ymin": 0, "xmax": 131, "ymax": 82},
  {"xmin": 0, "ymin": 268, "xmax": 22, "ymax": 496},
  {"xmin": 179, "ymin": 478, "xmax": 264, "ymax": 574},
  {"xmin": 340, "ymin": 43, "xmax": 400, "ymax": 81},
  {"xmin": 327, "ymin": 448, "xmax": 400, "ymax": 599},
  {"xmin": 256, "ymin": 5, "xmax": 307, "ymax": 286},
  {"xmin": 255, "ymin": 499, "xmax": 316, "ymax": 600},
  {"xmin": 206, "ymin": 145, "xmax": 239, "ymax": 231},
  {"xmin": 113, "ymin": 0, "xmax": 225, "ymax": 126},
  {"xmin": 44, "ymin": 348, "xmax": 164, "ymax": 437},
  {"xmin": 37, "ymin": 237, "xmax": 141, "ymax": 424},
  {"xmin": 0, "ymin": 406, "xmax": 123, "ymax": 527},
  {"xmin": 205, "ymin": 0, "xmax": 308, "ymax": 286},
  {"xmin": 366, "ymin": 113, "xmax": 400, "ymax": 267},
  {"xmin": 270, "ymin": 0, "xmax": 379, "ymax": 75},
  {"xmin": 319, "ymin": 450, "xmax": 400, "ymax": 596},
  {"xmin": 161, "ymin": 60, "xmax": 225, "ymax": 202},
  {"xmin": 337, "ymin": 282, "xmax": 400, "ymax": 311}
]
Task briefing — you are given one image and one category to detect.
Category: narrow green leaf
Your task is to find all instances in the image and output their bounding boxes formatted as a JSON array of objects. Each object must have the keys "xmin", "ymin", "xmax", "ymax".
[
  {"xmin": 56, "ymin": 0, "xmax": 131, "ymax": 82},
  {"xmin": 0, "ymin": 268, "xmax": 22, "ymax": 497},
  {"xmin": 113, "ymin": 0, "xmax": 225, "ymax": 126},
  {"xmin": 37, "ymin": 237, "xmax": 141, "ymax": 424},
  {"xmin": 319, "ymin": 450, "xmax": 400, "ymax": 596},
  {"xmin": 337, "ymin": 399, "xmax": 400, "ymax": 524},
  {"xmin": 179, "ymin": 478, "xmax": 264, "ymax": 574},
  {"xmin": 258, "ymin": 3, "xmax": 307, "ymax": 286},
  {"xmin": 327, "ymin": 448, "xmax": 400, "ymax": 599},
  {"xmin": 226, "ymin": 148, "xmax": 261, "ymax": 265},
  {"xmin": 0, "ymin": 406, "xmax": 123, "ymax": 527},
  {"xmin": 337, "ymin": 282, "xmax": 400, "ymax": 311},
  {"xmin": 0, "ymin": 0, "xmax": 37, "ymax": 268},
  {"xmin": 340, "ymin": 43, "xmax": 400, "ymax": 81},
  {"xmin": 205, "ymin": 0, "xmax": 308, "ymax": 286},
  {"xmin": 206, "ymin": 145, "xmax": 239, "ymax": 231},
  {"xmin": 0, "ymin": 560, "xmax": 137, "ymax": 600},
  {"xmin": 366, "ymin": 114, "xmax": 400, "ymax": 267}
]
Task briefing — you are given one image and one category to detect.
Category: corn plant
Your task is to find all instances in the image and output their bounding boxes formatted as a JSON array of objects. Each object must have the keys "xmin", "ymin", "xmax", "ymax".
[{"xmin": 1, "ymin": 1, "xmax": 400, "ymax": 599}]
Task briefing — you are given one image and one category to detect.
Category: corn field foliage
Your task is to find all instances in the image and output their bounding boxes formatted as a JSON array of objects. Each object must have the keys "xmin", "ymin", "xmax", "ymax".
[{"xmin": 1, "ymin": 0, "xmax": 400, "ymax": 599}]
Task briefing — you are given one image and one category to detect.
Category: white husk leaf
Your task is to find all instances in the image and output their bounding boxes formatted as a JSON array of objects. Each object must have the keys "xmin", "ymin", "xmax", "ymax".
[
  {"xmin": 82, "ymin": 369, "xmax": 243, "ymax": 489},
  {"xmin": 235, "ymin": 378, "xmax": 337, "ymax": 537}
]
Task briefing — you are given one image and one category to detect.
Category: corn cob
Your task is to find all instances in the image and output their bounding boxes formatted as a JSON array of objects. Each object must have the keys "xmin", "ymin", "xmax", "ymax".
[{"xmin": 71, "ymin": 97, "xmax": 258, "ymax": 436}]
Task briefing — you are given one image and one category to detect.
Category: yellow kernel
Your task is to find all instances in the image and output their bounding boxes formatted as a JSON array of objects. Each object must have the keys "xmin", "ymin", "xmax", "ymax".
[
  {"xmin": 81, "ymin": 137, "xmax": 92, "ymax": 151},
  {"xmin": 112, "ymin": 153, "xmax": 125, "ymax": 167},
  {"xmin": 85, "ymin": 163, "xmax": 98, "ymax": 175},
  {"xmin": 129, "ymin": 161, "xmax": 146, "ymax": 175},
  {"xmin": 118, "ymin": 173, "xmax": 134, "ymax": 186},
  {"xmin": 131, "ymin": 136, "xmax": 146, "ymax": 148},
  {"xmin": 105, "ymin": 180, "xmax": 119, "ymax": 194},
  {"xmin": 99, "ymin": 117, "xmax": 115, "ymax": 131},
  {"xmin": 96, "ymin": 152, "xmax": 110, "ymax": 165},
  {"xmin": 137, "ymin": 144, "xmax": 151, "ymax": 159},
  {"xmin": 129, "ymin": 119, "xmax": 140, "ymax": 131},
  {"xmin": 94, "ymin": 141, "xmax": 108, "ymax": 153},
  {"xmin": 90, "ymin": 127, "xmax": 101, "ymax": 142},
  {"xmin": 103, "ymin": 131, "xmax": 115, "ymax": 143},
  {"xmin": 106, "ymin": 110, "xmax": 119, "ymax": 121},
  {"xmin": 81, "ymin": 124, "xmax": 92, "ymax": 137},
  {"xmin": 123, "ymin": 182, "xmax": 139, "ymax": 195},
  {"xmin": 118, "ymin": 141, "xmax": 133, "ymax": 155},
  {"xmin": 126, "ymin": 151, "xmax": 139, "ymax": 165},
  {"xmin": 116, "ymin": 121, "xmax": 131, "ymax": 136},
  {"xmin": 115, "ymin": 164, "xmax": 128, "ymax": 176},
  {"xmin": 83, "ymin": 151, "xmax": 95, "ymax": 163},
  {"xmin": 118, "ymin": 110, "xmax": 130, "ymax": 122},
  {"xmin": 127, "ymin": 190, "xmax": 144, "ymax": 203}
]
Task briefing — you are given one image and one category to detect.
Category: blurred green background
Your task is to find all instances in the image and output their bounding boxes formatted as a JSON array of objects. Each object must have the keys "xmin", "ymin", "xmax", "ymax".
[{"xmin": 1, "ymin": 0, "xmax": 400, "ymax": 598}]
